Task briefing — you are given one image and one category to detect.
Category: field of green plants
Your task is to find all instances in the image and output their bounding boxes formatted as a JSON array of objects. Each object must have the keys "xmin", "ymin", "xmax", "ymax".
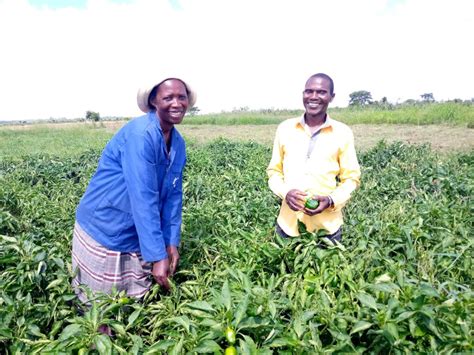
[{"xmin": 0, "ymin": 127, "xmax": 472, "ymax": 353}]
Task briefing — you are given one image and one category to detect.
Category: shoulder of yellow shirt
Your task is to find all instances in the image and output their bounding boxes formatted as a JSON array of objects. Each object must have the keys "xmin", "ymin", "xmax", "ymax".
[
  {"xmin": 328, "ymin": 118, "xmax": 354, "ymax": 135},
  {"xmin": 278, "ymin": 116, "xmax": 353, "ymax": 136}
]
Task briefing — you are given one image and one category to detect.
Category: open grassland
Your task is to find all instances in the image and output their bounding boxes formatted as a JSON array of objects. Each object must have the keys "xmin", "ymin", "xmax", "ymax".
[
  {"xmin": 0, "ymin": 140, "xmax": 472, "ymax": 353},
  {"xmin": 182, "ymin": 102, "xmax": 474, "ymax": 126},
  {"xmin": 1, "ymin": 102, "xmax": 472, "ymax": 157},
  {"xmin": 1, "ymin": 121, "xmax": 473, "ymax": 158},
  {"xmin": 328, "ymin": 102, "xmax": 474, "ymax": 126},
  {"xmin": 1, "ymin": 101, "xmax": 473, "ymax": 128},
  {"xmin": 0, "ymin": 125, "xmax": 112, "ymax": 158}
]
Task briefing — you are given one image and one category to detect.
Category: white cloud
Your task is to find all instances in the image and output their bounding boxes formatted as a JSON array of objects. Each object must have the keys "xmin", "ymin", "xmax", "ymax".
[{"xmin": 0, "ymin": 0, "xmax": 472, "ymax": 121}]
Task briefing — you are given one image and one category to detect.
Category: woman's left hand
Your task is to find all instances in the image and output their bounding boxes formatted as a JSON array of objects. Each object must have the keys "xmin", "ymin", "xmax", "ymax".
[
  {"xmin": 152, "ymin": 259, "xmax": 170, "ymax": 291},
  {"xmin": 167, "ymin": 246, "xmax": 180, "ymax": 276}
]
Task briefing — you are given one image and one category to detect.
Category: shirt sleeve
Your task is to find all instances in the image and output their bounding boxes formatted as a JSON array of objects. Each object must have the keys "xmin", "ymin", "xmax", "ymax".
[
  {"xmin": 267, "ymin": 125, "xmax": 291, "ymax": 200},
  {"xmin": 329, "ymin": 129, "xmax": 361, "ymax": 210},
  {"xmin": 121, "ymin": 132, "xmax": 168, "ymax": 262},
  {"xmin": 161, "ymin": 160, "xmax": 185, "ymax": 247}
]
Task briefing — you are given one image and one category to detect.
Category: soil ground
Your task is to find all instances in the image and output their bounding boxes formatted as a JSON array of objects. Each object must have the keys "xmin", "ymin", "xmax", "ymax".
[{"xmin": 178, "ymin": 124, "xmax": 474, "ymax": 153}]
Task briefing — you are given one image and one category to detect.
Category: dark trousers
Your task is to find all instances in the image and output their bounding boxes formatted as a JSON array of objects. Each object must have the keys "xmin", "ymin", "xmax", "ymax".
[{"xmin": 276, "ymin": 223, "xmax": 342, "ymax": 245}]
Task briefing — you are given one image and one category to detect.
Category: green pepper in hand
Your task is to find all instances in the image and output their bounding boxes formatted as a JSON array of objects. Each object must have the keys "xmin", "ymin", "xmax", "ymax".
[{"xmin": 305, "ymin": 198, "xmax": 319, "ymax": 209}]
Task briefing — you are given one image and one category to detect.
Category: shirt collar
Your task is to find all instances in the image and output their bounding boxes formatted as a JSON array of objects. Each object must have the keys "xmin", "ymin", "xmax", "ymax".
[
  {"xmin": 147, "ymin": 110, "xmax": 161, "ymax": 130},
  {"xmin": 148, "ymin": 110, "xmax": 177, "ymax": 135},
  {"xmin": 297, "ymin": 113, "xmax": 334, "ymax": 130}
]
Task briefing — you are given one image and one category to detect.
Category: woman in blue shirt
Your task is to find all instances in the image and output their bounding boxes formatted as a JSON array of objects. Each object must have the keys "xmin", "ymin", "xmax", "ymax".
[{"xmin": 72, "ymin": 77, "xmax": 196, "ymax": 305}]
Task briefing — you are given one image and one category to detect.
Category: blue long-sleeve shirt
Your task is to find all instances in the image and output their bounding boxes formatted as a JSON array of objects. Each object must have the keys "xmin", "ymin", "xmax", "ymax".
[{"xmin": 76, "ymin": 112, "xmax": 186, "ymax": 262}]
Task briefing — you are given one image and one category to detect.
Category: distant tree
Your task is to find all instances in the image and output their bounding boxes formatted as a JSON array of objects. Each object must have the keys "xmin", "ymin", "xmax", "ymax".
[
  {"xmin": 373, "ymin": 96, "xmax": 394, "ymax": 109},
  {"xmin": 349, "ymin": 90, "xmax": 373, "ymax": 106},
  {"xmin": 231, "ymin": 106, "xmax": 250, "ymax": 113},
  {"xmin": 188, "ymin": 106, "xmax": 200, "ymax": 116},
  {"xmin": 85, "ymin": 111, "xmax": 101, "ymax": 122},
  {"xmin": 403, "ymin": 99, "xmax": 418, "ymax": 106},
  {"xmin": 420, "ymin": 93, "xmax": 435, "ymax": 102}
]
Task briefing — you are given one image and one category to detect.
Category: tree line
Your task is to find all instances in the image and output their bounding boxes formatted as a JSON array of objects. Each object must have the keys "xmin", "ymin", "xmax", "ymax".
[
  {"xmin": 83, "ymin": 93, "xmax": 473, "ymax": 122},
  {"xmin": 348, "ymin": 90, "xmax": 473, "ymax": 107}
]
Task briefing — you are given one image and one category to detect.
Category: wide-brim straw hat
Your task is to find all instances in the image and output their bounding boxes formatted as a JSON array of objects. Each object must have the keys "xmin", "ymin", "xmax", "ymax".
[{"xmin": 137, "ymin": 77, "xmax": 197, "ymax": 113}]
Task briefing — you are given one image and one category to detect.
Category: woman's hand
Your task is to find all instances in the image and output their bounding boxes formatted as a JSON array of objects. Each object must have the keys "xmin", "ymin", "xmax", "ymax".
[
  {"xmin": 152, "ymin": 258, "xmax": 171, "ymax": 291},
  {"xmin": 166, "ymin": 245, "xmax": 180, "ymax": 276},
  {"xmin": 151, "ymin": 247, "xmax": 179, "ymax": 291}
]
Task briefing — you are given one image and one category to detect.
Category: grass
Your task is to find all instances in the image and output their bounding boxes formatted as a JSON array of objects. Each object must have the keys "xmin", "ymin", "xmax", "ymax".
[
  {"xmin": 1, "ymin": 103, "xmax": 473, "ymax": 128},
  {"xmin": 0, "ymin": 125, "xmax": 113, "ymax": 158},
  {"xmin": 181, "ymin": 102, "xmax": 474, "ymax": 126},
  {"xmin": 1, "ymin": 123, "xmax": 473, "ymax": 160},
  {"xmin": 183, "ymin": 109, "xmax": 302, "ymax": 125},
  {"xmin": 329, "ymin": 102, "xmax": 474, "ymax": 125},
  {"xmin": 1, "ymin": 102, "xmax": 473, "ymax": 159}
]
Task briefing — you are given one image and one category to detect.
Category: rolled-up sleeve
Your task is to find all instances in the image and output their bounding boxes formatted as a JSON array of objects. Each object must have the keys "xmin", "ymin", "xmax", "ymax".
[{"xmin": 121, "ymin": 132, "xmax": 167, "ymax": 262}]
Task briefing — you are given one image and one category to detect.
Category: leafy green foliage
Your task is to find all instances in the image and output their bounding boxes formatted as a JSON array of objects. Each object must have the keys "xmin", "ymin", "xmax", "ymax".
[
  {"xmin": 349, "ymin": 91, "xmax": 373, "ymax": 106},
  {"xmin": 187, "ymin": 106, "xmax": 201, "ymax": 116},
  {"xmin": 85, "ymin": 111, "xmax": 101, "ymax": 122},
  {"xmin": 0, "ymin": 140, "xmax": 472, "ymax": 353},
  {"xmin": 421, "ymin": 93, "xmax": 435, "ymax": 102}
]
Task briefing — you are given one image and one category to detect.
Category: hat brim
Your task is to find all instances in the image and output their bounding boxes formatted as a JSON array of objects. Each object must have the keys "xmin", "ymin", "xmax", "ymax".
[{"xmin": 137, "ymin": 78, "xmax": 197, "ymax": 113}]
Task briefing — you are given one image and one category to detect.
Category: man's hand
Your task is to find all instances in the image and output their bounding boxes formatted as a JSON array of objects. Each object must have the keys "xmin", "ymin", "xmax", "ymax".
[
  {"xmin": 304, "ymin": 195, "xmax": 332, "ymax": 216},
  {"xmin": 166, "ymin": 245, "xmax": 180, "ymax": 276},
  {"xmin": 285, "ymin": 189, "xmax": 307, "ymax": 211},
  {"xmin": 152, "ymin": 258, "xmax": 170, "ymax": 291}
]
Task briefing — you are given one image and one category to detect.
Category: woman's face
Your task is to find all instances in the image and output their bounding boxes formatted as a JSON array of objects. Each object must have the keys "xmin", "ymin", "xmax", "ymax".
[{"xmin": 150, "ymin": 79, "xmax": 189, "ymax": 131}]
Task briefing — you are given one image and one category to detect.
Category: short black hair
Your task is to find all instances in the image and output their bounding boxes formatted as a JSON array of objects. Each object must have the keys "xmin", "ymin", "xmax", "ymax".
[{"xmin": 307, "ymin": 73, "xmax": 334, "ymax": 95}]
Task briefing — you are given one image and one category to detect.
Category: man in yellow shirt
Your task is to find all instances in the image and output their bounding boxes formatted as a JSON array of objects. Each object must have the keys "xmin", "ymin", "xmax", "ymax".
[{"xmin": 267, "ymin": 73, "xmax": 361, "ymax": 242}]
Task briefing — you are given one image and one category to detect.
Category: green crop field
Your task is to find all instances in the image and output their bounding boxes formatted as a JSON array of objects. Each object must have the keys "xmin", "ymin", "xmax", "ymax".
[{"xmin": 0, "ymin": 107, "xmax": 473, "ymax": 353}]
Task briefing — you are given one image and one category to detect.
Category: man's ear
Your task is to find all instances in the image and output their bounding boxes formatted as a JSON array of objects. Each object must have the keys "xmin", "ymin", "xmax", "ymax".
[{"xmin": 330, "ymin": 93, "xmax": 335, "ymax": 103}]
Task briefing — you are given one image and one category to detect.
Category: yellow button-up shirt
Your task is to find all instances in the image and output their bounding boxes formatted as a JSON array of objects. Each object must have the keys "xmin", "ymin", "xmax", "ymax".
[{"xmin": 267, "ymin": 115, "xmax": 361, "ymax": 236}]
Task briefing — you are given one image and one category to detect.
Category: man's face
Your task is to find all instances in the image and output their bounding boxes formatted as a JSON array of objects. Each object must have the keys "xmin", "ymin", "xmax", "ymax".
[
  {"xmin": 150, "ymin": 79, "xmax": 189, "ymax": 129},
  {"xmin": 303, "ymin": 77, "xmax": 334, "ymax": 117}
]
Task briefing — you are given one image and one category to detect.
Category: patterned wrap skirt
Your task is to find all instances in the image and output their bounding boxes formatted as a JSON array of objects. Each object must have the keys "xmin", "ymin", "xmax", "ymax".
[{"xmin": 71, "ymin": 222, "xmax": 152, "ymax": 304}]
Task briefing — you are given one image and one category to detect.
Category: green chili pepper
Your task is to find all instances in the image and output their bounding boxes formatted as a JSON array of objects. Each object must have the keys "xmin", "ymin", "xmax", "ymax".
[
  {"xmin": 225, "ymin": 346, "xmax": 237, "ymax": 355},
  {"xmin": 225, "ymin": 326, "xmax": 236, "ymax": 344}
]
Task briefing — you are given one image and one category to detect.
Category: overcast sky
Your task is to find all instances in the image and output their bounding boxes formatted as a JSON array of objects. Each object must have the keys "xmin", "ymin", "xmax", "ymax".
[{"xmin": 0, "ymin": 0, "xmax": 473, "ymax": 121}]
